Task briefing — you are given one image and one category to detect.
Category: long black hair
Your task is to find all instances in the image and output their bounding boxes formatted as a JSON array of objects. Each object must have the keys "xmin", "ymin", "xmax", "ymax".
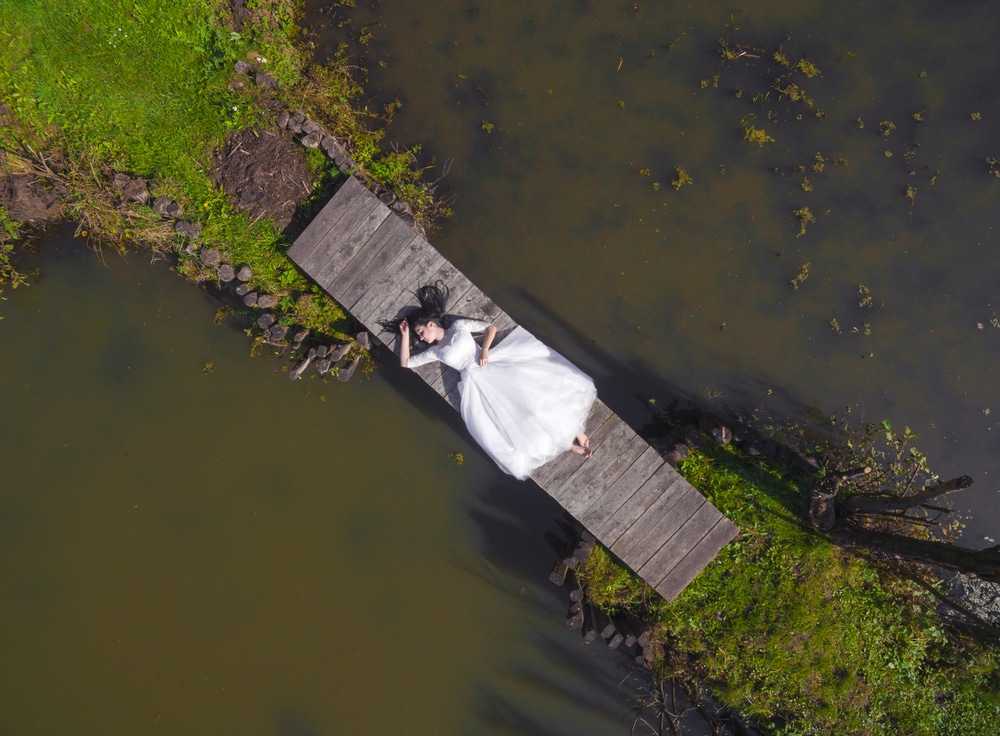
[{"xmin": 379, "ymin": 282, "xmax": 452, "ymax": 349}]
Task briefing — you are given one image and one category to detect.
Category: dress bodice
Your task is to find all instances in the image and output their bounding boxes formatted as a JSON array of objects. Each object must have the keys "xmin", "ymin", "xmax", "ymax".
[{"xmin": 406, "ymin": 318, "xmax": 491, "ymax": 371}]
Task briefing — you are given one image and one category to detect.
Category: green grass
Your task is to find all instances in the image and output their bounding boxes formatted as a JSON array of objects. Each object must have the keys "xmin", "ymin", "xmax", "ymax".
[
  {"xmin": 578, "ymin": 445, "xmax": 1000, "ymax": 735},
  {"xmin": 0, "ymin": 1, "xmax": 443, "ymax": 336}
]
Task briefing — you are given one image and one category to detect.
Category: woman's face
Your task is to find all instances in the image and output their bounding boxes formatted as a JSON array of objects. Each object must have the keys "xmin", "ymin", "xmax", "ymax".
[{"xmin": 415, "ymin": 321, "xmax": 444, "ymax": 343}]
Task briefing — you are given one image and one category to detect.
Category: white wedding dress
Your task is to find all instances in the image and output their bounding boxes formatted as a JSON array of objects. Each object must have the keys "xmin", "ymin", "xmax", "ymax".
[{"xmin": 406, "ymin": 319, "xmax": 597, "ymax": 480}]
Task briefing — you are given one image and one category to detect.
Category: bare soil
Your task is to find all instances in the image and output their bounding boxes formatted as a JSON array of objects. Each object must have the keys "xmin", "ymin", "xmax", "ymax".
[{"xmin": 210, "ymin": 127, "xmax": 318, "ymax": 232}]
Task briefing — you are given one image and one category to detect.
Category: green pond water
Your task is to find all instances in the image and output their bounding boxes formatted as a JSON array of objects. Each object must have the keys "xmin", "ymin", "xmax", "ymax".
[{"xmin": 305, "ymin": 0, "xmax": 999, "ymax": 543}]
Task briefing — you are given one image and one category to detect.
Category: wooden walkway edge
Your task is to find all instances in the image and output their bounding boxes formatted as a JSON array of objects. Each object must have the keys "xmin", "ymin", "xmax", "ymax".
[{"xmin": 288, "ymin": 176, "xmax": 739, "ymax": 601}]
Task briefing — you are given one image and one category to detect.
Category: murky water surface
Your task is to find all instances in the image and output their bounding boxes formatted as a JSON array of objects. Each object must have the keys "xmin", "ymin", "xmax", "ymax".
[
  {"xmin": 306, "ymin": 0, "xmax": 1000, "ymax": 541},
  {"xmin": 0, "ymin": 230, "xmax": 649, "ymax": 734}
]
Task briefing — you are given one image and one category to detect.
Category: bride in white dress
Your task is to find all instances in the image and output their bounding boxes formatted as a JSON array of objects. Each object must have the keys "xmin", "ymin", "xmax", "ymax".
[{"xmin": 390, "ymin": 285, "xmax": 597, "ymax": 480}]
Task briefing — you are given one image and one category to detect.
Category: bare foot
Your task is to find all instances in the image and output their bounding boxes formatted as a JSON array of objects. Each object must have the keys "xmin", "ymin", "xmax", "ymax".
[{"xmin": 572, "ymin": 434, "xmax": 593, "ymax": 459}]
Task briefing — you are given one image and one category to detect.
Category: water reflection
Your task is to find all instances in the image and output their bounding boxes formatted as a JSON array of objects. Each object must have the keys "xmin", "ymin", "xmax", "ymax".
[
  {"xmin": 0, "ymin": 229, "xmax": 652, "ymax": 734},
  {"xmin": 305, "ymin": 0, "xmax": 999, "ymax": 541}
]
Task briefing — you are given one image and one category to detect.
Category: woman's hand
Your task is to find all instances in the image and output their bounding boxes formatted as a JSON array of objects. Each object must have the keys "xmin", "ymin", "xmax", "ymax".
[
  {"xmin": 398, "ymin": 319, "xmax": 410, "ymax": 367},
  {"xmin": 399, "ymin": 319, "xmax": 409, "ymax": 336},
  {"xmin": 479, "ymin": 347, "xmax": 490, "ymax": 366}
]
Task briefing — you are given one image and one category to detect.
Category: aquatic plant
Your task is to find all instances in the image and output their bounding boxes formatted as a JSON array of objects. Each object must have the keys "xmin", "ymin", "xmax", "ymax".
[
  {"xmin": 744, "ymin": 125, "xmax": 774, "ymax": 147},
  {"xmin": 791, "ymin": 262, "xmax": 811, "ymax": 289},
  {"xmin": 671, "ymin": 167, "xmax": 693, "ymax": 190},
  {"xmin": 793, "ymin": 206, "xmax": 816, "ymax": 236}
]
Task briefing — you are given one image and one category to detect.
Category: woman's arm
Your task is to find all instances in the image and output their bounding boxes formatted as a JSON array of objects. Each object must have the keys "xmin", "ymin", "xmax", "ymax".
[
  {"xmin": 478, "ymin": 324, "xmax": 497, "ymax": 366},
  {"xmin": 399, "ymin": 319, "xmax": 411, "ymax": 367}
]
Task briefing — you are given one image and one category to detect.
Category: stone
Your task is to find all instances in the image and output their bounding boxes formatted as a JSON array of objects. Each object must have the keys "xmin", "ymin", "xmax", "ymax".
[
  {"xmin": 243, "ymin": 292, "xmax": 258, "ymax": 307},
  {"xmin": 301, "ymin": 119, "xmax": 324, "ymax": 136},
  {"xmin": 709, "ymin": 425, "xmax": 732, "ymax": 445},
  {"xmin": 183, "ymin": 242, "xmax": 199, "ymax": 256},
  {"xmin": 257, "ymin": 313, "xmax": 276, "ymax": 329},
  {"xmin": 292, "ymin": 329, "xmax": 309, "ymax": 344},
  {"xmin": 315, "ymin": 345, "xmax": 328, "ymax": 358},
  {"xmin": 286, "ymin": 117, "xmax": 302, "ymax": 134},
  {"xmin": 291, "ymin": 110, "xmax": 306, "ymax": 125},
  {"xmin": 256, "ymin": 294, "xmax": 279, "ymax": 309},
  {"xmin": 165, "ymin": 200, "xmax": 183, "ymax": 218},
  {"xmin": 122, "ymin": 179, "xmax": 149, "ymax": 204},
  {"xmin": 300, "ymin": 132, "xmax": 322, "ymax": 148},
  {"xmin": 320, "ymin": 136, "xmax": 343, "ymax": 157},
  {"xmin": 174, "ymin": 220, "xmax": 202, "ymax": 239},
  {"xmin": 235, "ymin": 283, "xmax": 251, "ymax": 296},
  {"xmin": 152, "ymin": 196, "xmax": 173, "ymax": 216},
  {"xmin": 356, "ymin": 331, "xmax": 371, "ymax": 350},
  {"xmin": 337, "ymin": 355, "xmax": 361, "ymax": 382},
  {"xmin": 217, "ymin": 264, "xmax": 236, "ymax": 282},
  {"xmin": 333, "ymin": 153, "xmax": 354, "ymax": 170},
  {"xmin": 390, "ymin": 199, "xmax": 413, "ymax": 216},
  {"xmin": 379, "ymin": 190, "xmax": 396, "ymax": 205},
  {"xmin": 236, "ymin": 266, "xmax": 252, "ymax": 281},
  {"xmin": 234, "ymin": 60, "xmax": 254, "ymax": 74},
  {"xmin": 199, "ymin": 248, "xmax": 221, "ymax": 266},
  {"xmin": 328, "ymin": 343, "xmax": 351, "ymax": 362},
  {"xmin": 255, "ymin": 72, "xmax": 279, "ymax": 90},
  {"xmin": 269, "ymin": 324, "xmax": 287, "ymax": 341},
  {"xmin": 316, "ymin": 358, "xmax": 331, "ymax": 375},
  {"xmin": 276, "ymin": 111, "xmax": 289, "ymax": 129}
]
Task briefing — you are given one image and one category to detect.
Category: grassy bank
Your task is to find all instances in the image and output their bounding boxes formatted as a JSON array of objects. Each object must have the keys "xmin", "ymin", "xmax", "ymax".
[
  {"xmin": 0, "ymin": 0, "xmax": 437, "ymax": 333},
  {"xmin": 578, "ymin": 442, "xmax": 1000, "ymax": 735}
]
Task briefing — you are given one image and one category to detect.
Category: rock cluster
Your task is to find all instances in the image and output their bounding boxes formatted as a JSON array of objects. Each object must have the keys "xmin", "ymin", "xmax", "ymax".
[{"xmin": 549, "ymin": 523, "xmax": 657, "ymax": 666}]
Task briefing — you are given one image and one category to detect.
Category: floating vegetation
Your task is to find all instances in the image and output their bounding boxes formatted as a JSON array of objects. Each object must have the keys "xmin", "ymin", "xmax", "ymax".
[
  {"xmin": 970, "ymin": 112, "xmax": 982, "ymax": 121},
  {"xmin": 858, "ymin": 284, "xmax": 873, "ymax": 309},
  {"xmin": 906, "ymin": 185, "xmax": 917, "ymax": 216},
  {"xmin": 811, "ymin": 152, "xmax": 826, "ymax": 172},
  {"xmin": 986, "ymin": 157, "xmax": 1000, "ymax": 177},
  {"xmin": 671, "ymin": 166, "xmax": 694, "ymax": 190},
  {"xmin": 879, "ymin": 120, "xmax": 896, "ymax": 137},
  {"xmin": 638, "ymin": 168, "xmax": 651, "ymax": 178},
  {"xmin": 202, "ymin": 361, "xmax": 214, "ymax": 374},
  {"xmin": 903, "ymin": 149, "xmax": 917, "ymax": 162},
  {"xmin": 652, "ymin": 182, "xmax": 661, "ymax": 191},
  {"xmin": 829, "ymin": 317, "xmax": 841, "ymax": 333},
  {"xmin": 744, "ymin": 125, "xmax": 774, "ymax": 146},
  {"xmin": 448, "ymin": 452, "xmax": 464, "ymax": 465},
  {"xmin": 793, "ymin": 206, "xmax": 816, "ymax": 237},
  {"xmin": 855, "ymin": 117, "xmax": 865, "ymax": 129},
  {"xmin": 884, "ymin": 150, "xmax": 893, "ymax": 158},
  {"xmin": 790, "ymin": 261, "xmax": 811, "ymax": 289},
  {"xmin": 801, "ymin": 177, "xmax": 813, "ymax": 192},
  {"xmin": 481, "ymin": 120, "xmax": 494, "ymax": 133},
  {"xmin": 913, "ymin": 110, "xmax": 926, "ymax": 122},
  {"xmin": 773, "ymin": 50, "xmax": 791, "ymax": 67},
  {"xmin": 734, "ymin": 87, "xmax": 743, "ymax": 98},
  {"xmin": 796, "ymin": 58, "xmax": 821, "ymax": 77}
]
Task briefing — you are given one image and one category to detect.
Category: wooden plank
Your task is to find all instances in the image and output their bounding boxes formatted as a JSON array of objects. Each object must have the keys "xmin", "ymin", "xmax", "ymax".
[
  {"xmin": 559, "ymin": 432, "xmax": 648, "ymax": 517},
  {"xmin": 350, "ymin": 236, "xmax": 439, "ymax": 329},
  {"xmin": 656, "ymin": 518, "xmax": 739, "ymax": 601},
  {"xmin": 637, "ymin": 502, "xmax": 721, "ymax": 588},
  {"xmin": 337, "ymin": 220, "xmax": 420, "ymax": 310},
  {"xmin": 369, "ymin": 249, "xmax": 449, "ymax": 346},
  {"xmin": 549, "ymin": 418, "xmax": 636, "ymax": 505},
  {"xmin": 529, "ymin": 401, "xmax": 614, "ymax": 489},
  {"xmin": 288, "ymin": 176, "xmax": 367, "ymax": 266},
  {"xmin": 456, "ymin": 288, "xmax": 502, "ymax": 323},
  {"xmin": 580, "ymin": 446, "xmax": 662, "ymax": 533},
  {"xmin": 593, "ymin": 462, "xmax": 680, "ymax": 544},
  {"xmin": 310, "ymin": 202, "xmax": 391, "ymax": 292},
  {"xmin": 491, "ymin": 312, "xmax": 519, "ymax": 341},
  {"xmin": 613, "ymin": 479, "xmax": 700, "ymax": 567},
  {"xmin": 298, "ymin": 195, "xmax": 380, "ymax": 276}
]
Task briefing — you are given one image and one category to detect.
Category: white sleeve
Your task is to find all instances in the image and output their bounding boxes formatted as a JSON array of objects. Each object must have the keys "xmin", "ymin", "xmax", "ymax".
[
  {"xmin": 451, "ymin": 318, "xmax": 492, "ymax": 333},
  {"xmin": 406, "ymin": 345, "xmax": 441, "ymax": 369}
]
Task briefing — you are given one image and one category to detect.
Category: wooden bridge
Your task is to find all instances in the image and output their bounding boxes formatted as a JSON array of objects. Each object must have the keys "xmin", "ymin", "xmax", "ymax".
[{"xmin": 288, "ymin": 175, "xmax": 738, "ymax": 601}]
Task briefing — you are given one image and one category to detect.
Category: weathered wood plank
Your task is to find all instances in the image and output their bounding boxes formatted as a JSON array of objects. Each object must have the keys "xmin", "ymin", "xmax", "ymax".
[
  {"xmin": 348, "ymin": 236, "xmax": 430, "ymax": 331},
  {"xmin": 593, "ymin": 462, "xmax": 680, "ymax": 544},
  {"xmin": 319, "ymin": 204, "xmax": 403, "ymax": 295},
  {"xmin": 613, "ymin": 479, "xmax": 701, "ymax": 567},
  {"xmin": 338, "ymin": 225, "xmax": 420, "ymax": 311},
  {"xmin": 299, "ymin": 195, "xmax": 380, "ymax": 276},
  {"xmin": 550, "ymin": 419, "xmax": 636, "ymax": 505},
  {"xmin": 490, "ymin": 312, "xmax": 519, "ymax": 341},
  {"xmin": 287, "ymin": 176, "xmax": 366, "ymax": 265},
  {"xmin": 560, "ymin": 432, "xmax": 648, "ymax": 517},
  {"xmin": 638, "ymin": 501, "xmax": 721, "ymax": 587},
  {"xmin": 530, "ymin": 401, "xmax": 614, "ymax": 489},
  {"xmin": 580, "ymin": 446, "xmax": 663, "ymax": 533},
  {"xmin": 310, "ymin": 202, "xmax": 391, "ymax": 291},
  {"xmin": 656, "ymin": 518, "xmax": 739, "ymax": 600}
]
